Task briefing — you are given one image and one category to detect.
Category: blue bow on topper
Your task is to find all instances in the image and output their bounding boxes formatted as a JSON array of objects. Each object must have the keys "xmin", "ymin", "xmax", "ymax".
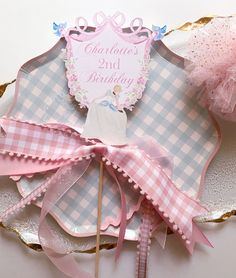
[
  {"xmin": 99, "ymin": 100, "xmax": 117, "ymax": 112},
  {"xmin": 53, "ymin": 22, "xmax": 67, "ymax": 37},
  {"xmin": 152, "ymin": 25, "xmax": 167, "ymax": 41}
]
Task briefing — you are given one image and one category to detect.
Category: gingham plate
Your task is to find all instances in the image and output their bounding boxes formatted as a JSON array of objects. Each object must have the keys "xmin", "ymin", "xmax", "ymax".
[{"xmin": 3, "ymin": 29, "xmax": 219, "ymax": 240}]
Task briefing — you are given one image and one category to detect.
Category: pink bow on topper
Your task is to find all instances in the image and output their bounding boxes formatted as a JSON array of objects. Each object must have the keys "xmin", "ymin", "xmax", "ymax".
[{"xmin": 0, "ymin": 117, "xmax": 212, "ymax": 278}]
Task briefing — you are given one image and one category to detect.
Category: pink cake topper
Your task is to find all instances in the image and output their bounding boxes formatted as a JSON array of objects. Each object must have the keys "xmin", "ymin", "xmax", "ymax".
[{"xmin": 63, "ymin": 12, "xmax": 153, "ymax": 145}]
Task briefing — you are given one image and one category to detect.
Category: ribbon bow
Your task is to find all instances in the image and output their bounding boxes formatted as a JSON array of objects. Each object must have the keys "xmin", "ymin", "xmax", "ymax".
[
  {"xmin": 99, "ymin": 100, "xmax": 117, "ymax": 111},
  {"xmin": 0, "ymin": 117, "xmax": 211, "ymax": 278}
]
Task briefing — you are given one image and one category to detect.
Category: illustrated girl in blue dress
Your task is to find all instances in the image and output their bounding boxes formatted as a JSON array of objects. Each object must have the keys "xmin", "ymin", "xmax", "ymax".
[{"xmin": 81, "ymin": 85, "xmax": 128, "ymax": 145}]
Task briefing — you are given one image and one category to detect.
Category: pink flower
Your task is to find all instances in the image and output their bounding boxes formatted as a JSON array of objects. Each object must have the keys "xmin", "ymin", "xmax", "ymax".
[{"xmin": 137, "ymin": 76, "xmax": 146, "ymax": 85}]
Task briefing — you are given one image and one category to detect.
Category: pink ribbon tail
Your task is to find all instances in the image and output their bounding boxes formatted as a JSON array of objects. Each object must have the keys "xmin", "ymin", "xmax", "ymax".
[
  {"xmin": 153, "ymin": 221, "xmax": 168, "ymax": 249},
  {"xmin": 136, "ymin": 199, "xmax": 154, "ymax": 278},
  {"xmin": 185, "ymin": 222, "xmax": 213, "ymax": 255},
  {"xmin": 39, "ymin": 160, "xmax": 93, "ymax": 278}
]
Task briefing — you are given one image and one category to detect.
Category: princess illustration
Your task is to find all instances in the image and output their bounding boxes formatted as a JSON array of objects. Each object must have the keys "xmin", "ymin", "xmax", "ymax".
[{"xmin": 81, "ymin": 85, "xmax": 128, "ymax": 145}]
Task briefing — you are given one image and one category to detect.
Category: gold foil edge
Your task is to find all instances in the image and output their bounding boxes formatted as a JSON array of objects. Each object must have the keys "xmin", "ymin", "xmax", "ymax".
[
  {"xmin": 194, "ymin": 209, "xmax": 236, "ymax": 223},
  {"xmin": 0, "ymin": 221, "xmax": 116, "ymax": 253},
  {"xmin": 0, "ymin": 79, "xmax": 16, "ymax": 97},
  {"xmin": 165, "ymin": 14, "xmax": 236, "ymax": 36},
  {"xmin": 0, "ymin": 221, "xmax": 42, "ymax": 251}
]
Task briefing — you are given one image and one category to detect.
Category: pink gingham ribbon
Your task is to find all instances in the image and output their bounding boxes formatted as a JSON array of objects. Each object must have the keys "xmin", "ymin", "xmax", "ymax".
[{"xmin": 0, "ymin": 117, "xmax": 212, "ymax": 278}]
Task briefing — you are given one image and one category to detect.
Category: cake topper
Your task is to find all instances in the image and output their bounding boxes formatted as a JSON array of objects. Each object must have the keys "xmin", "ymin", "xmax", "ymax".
[{"xmin": 63, "ymin": 12, "xmax": 153, "ymax": 144}]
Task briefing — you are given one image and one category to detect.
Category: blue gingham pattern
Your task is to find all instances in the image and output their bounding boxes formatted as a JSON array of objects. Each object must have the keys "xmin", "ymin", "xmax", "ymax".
[
  {"xmin": 10, "ymin": 39, "xmax": 219, "ymax": 238},
  {"xmin": 20, "ymin": 160, "xmax": 142, "ymax": 235}
]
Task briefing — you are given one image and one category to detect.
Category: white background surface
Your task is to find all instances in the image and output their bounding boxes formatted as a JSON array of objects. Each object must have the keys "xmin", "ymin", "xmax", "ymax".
[{"xmin": 0, "ymin": 1, "xmax": 236, "ymax": 278}]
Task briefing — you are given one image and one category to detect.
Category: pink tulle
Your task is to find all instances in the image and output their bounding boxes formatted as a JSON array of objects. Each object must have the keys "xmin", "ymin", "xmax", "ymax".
[{"xmin": 184, "ymin": 17, "xmax": 236, "ymax": 121}]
